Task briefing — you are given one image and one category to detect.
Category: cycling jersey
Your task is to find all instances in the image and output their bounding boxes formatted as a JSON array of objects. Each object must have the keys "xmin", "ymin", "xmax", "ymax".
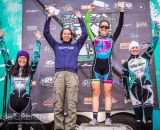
[
  {"xmin": 0, "ymin": 38, "xmax": 41, "ymax": 114},
  {"xmin": 85, "ymin": 10, "xmax": 124, "ymax": 83},
  {"xmin": 122, "ymin": 23, "xmax": 160, "ymax": 107}
]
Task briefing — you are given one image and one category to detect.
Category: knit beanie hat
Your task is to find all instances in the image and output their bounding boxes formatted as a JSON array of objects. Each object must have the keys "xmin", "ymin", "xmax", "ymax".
[
  {"xmin": 129, "ymin": 41, "xmax": 140, "ymax": 51},
  {"xmin": 17, "ymin": 50, "xmax": 29, "ymax": 60}
]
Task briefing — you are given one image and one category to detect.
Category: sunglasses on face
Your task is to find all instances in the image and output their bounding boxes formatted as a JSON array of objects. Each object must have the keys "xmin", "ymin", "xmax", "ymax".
[{"xmin": 99, "ymin": 25, "xmax": 109, "ymax": 29}]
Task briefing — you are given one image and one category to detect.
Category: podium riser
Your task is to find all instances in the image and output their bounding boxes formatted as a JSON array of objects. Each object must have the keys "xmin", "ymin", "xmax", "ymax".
[{"xmin": 78, "ymin": 123, "xmax": 128, "ymax": 130}]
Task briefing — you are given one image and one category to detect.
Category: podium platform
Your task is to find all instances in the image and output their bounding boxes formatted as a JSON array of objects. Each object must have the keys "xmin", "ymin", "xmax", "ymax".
[{"xmin": 78, "ymin": 123, "xmax": 128, "ymax": 130}]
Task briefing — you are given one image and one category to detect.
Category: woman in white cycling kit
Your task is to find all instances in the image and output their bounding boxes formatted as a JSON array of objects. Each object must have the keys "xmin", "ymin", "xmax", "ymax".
[{"xmin": 122, "ymin": 19, "xmax": 160, "ymax": 130}]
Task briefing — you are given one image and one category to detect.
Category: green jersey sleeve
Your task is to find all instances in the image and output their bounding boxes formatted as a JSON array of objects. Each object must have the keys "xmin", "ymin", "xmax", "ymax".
[{"xmin": 84, "ymin": 10, "xmax": 95, "ymax": 43}]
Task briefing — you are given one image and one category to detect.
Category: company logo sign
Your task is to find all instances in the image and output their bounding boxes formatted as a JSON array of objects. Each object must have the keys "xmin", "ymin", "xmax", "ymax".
[
  {"xmin": 141, "ymin": 42, "xmax": 149, "ymax": 49},
  {"xmin": 123, "ymin": 24, "xmax": 132, "ymax": 27},
  {"xmin": 114, "ymin": 2, "xmax": 133, "ymax": 10},
  {"xmin": 81, "ymin": 5, "xmax": 90, "ymax": 10},
  {"xmin": 26, "ymin": 9, "xmax": 39, "ymax": 13},
  {"xmin": 130, "ymin": 33, "xmax": 138, "ymax": 39},
  {"xmin": 50, "ymin": 24, "xmax": 57, "ymax": 30},
  {"xmin": 137, "ymin": 3, "xmax": 146, "ymax": 11},
  {"xmin": 27, "ymin": 26, "xmax": 37, "ymax": 31},
  {"xmin": 82, "ymin": 79, "xmax": 91, "ymax": 87},
  {"xmin": 41, "ymin": 46, "xmax": 52, "ymax": 53},
  {"xmin": 61, "ymin": 4, "xmax": 73, "ymax": 12},
  {"xmin": 84, "ymin": 97, "xmax": 92, "ymax": 104},
  {"xmin": 44, "ymin": 60, "xmax": 55, "ymax": 68},
  {"xmin": 120, "ymin": 42, "xmax": 129, "ymax": 49},
  {"xmin": 40, "ymin": 77, "xmax": 54, "ymax": 88},
  {"xmin": 136, "ymin": 22, "xmax": 147, "ymax": 28},
  {"xmin": 43, "ymin": 98, "xmax": 54, "ymax": 107}
]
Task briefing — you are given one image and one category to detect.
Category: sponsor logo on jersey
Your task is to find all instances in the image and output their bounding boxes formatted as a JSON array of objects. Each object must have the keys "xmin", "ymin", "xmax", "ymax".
[{"xmin": 58, "ymin": 46, "xmax": 74, "ymax": 50}]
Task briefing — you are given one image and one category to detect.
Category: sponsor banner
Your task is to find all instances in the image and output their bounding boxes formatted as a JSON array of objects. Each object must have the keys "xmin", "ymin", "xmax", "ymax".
[{"xmin": 22, "ymin": 0, "xmax": 158, "ymax": 113}]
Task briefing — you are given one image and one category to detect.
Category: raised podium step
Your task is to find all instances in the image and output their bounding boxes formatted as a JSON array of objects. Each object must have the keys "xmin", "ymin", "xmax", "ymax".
[{"xmin": 78, "ymin": 123, "xmax": 128, "ymax": 130}]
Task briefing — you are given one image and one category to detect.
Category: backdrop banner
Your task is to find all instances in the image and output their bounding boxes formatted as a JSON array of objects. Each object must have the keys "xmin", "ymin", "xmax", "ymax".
[{"xmin": 22, "ymin": 0, "xmax": 158, "ymax": 113}]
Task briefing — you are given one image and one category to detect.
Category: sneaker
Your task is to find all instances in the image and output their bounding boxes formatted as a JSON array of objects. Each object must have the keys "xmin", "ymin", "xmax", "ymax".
[
  {"xmin": 89, "ymin": 118, "xmax": 98, "ymax": 126},
  {"xmin": 105, "ymin": 118, "xmax": 112, "ymax": 126}
]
